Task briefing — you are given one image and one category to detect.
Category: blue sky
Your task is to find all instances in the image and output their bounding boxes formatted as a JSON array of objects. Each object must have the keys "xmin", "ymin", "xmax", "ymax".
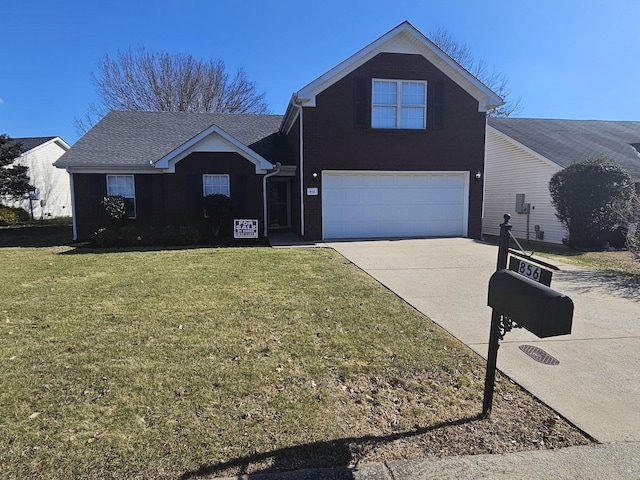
[{"xmin": 2, "ymin": 0, "xmax": 639, "ymax": 145}]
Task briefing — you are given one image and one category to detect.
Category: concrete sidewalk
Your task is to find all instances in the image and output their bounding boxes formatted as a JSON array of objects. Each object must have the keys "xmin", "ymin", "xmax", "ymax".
[
  {"xmin": 216, "ymin": 442, "xmax": 640, "ymax": 479},
  {"xmin": 328, "ymin": 238, "xmax": 640, "ymax": 444}
]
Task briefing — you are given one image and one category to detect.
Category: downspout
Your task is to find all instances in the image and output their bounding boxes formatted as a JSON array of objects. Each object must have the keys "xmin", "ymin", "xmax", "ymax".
[
  {"xmin": 282, "ymin": 97, "xmax": 304, "ymax": 236},
  {"xmin": 262, "ymin": 162, "xmax": 282, "ymax": 238},
  {"xmin": 298, "ymin": 104, "xmax": 305, "ymax": 237},
  {"xmin": 68, "ymin": 170, "xmax": 77, "ymax": 241}
]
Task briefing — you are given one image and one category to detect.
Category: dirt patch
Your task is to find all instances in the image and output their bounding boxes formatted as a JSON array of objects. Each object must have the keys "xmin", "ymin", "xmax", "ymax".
[{"xmin": 189, "ymin": 372, "xmax": 592, "ymax": 479}]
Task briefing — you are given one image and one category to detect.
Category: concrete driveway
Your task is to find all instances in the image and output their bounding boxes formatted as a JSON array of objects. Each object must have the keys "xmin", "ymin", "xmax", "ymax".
[{"xmin": 326, "ymin": 238, "xmax": 640, "ymax": 443}]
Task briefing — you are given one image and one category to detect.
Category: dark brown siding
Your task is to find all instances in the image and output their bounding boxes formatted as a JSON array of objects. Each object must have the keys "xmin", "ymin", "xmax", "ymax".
[
  {"xmin": 301, "ymin": 52, "xmax": 487, "ymax": 240},
  {"xmin": 168, "ymin": 152, "xmax": 264, "ymax": 239},
  {"xmin": 73, "ymin": 173, "xmax": 106, "ymax": 240},
  {"xmin": 72, "ymin": 152, "xmax": 264, "ymax": 241},
  {"xmin": 285, "ymin": 115, "xmax": 302, "ymax": 236}
]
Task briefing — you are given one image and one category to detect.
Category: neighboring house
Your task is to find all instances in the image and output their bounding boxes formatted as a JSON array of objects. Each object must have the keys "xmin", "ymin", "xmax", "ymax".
[
  {"xmin": 54, "ymin": 21, "xmax": 502, "ymax": 242},
  {"xmin": 484, "ymin": 118, "xmax": 640, "ymax": 245},
  {"xmin": 4, "ymin": 137, "xmax": 71, "ymax": 218}
]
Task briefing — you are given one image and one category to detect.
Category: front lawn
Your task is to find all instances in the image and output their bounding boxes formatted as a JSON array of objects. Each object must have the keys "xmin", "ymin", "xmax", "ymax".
[{"xmin": 0, "ymin": 232, "xmax": 590, "ymax": 479}]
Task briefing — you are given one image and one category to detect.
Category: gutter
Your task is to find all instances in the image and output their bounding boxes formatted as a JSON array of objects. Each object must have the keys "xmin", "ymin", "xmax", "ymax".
[
  {"xmin": 298, "ymin": 105, "xmax": 305, "ymax": 237},
  {"xmin": 262, "ymin": 162, "xmax": 282, "ymax": 237},
  {"xmin": 280, "ymin": 96, "xmax": 305, "ymax": 237}
]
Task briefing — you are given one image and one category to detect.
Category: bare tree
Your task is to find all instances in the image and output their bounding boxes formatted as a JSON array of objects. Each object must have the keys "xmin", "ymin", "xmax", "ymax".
[
  {"xmin": 75, "ymin": 47, "xmax": 269, "ymax": 134},
  {"xmin": 430, "ymin": 27, "xmax": 522, "ymax": 117},
  {"xmin": 621, "ymin": 194, "xmax": 640, "ymax": 258}
]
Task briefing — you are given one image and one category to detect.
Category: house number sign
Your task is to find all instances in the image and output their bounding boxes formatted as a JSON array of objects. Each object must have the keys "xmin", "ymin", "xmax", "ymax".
[{"xmin": 234, "ymin": 219, "xmax": 258, "ymax": 239}]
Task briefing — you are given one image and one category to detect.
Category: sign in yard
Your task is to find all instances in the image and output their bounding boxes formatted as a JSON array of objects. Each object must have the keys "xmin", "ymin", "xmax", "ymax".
[{"xmin": 234, "ymin": 219, "xmax": 258, "ymax": 239}]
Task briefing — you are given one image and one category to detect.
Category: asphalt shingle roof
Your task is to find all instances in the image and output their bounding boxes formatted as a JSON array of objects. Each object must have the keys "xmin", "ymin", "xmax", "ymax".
[
  {"xmin": 488, "ymin": 118, "xmax": 640, "ymax": 177},
  {"xmin": 10, "ymin": 137, "xmax": 56, "ymax": 154},
  {"xmin": 54, "ymin": 111, "xmax": 285, "ymax": 168}
]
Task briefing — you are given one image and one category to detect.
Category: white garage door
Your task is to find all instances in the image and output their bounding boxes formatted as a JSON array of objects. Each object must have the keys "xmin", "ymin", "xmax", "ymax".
[{"xmin": 322, "ymin": 171, "xmax": 468, "ymax": 239}]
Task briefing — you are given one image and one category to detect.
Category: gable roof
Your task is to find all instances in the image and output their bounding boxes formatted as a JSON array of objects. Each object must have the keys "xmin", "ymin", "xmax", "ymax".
[
  {"xmin": 282, "ymin": 21, "xmax": 503, "ymax": 131},
  {"xmin": 10, "ymin": 137, "xmax": 69, "ymax": 154},
  {"xmin": 488, "ymin": 118, "xmax": 640, "ymax": 178},
  {"xmin": 54, "ymin": 111, "xmax": 283, "ymax": 173}
]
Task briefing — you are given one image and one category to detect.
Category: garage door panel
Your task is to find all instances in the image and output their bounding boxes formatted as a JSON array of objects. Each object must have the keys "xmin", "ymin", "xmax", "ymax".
[{"xmin": 323, "ymin": 172, "xmax": 467, "ymax": 239}]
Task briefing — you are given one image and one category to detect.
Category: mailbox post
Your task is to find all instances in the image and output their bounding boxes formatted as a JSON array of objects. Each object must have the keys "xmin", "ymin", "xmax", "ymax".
[
  {"xmin": 482, "ymin": 214, "xmax": 574, "ymax": 418},
  {"xmin": 482, "ymin": 215, "xmax": 512, "ymax": 417}
]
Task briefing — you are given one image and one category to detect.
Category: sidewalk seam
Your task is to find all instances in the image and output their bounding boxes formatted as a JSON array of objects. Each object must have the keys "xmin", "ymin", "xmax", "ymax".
[{"xmin": 382, "ymin": 461, "xmax": 395, "ymax": 480}]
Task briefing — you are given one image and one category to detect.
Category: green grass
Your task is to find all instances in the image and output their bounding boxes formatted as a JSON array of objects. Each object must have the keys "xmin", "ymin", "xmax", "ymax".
[
  {"xmin": 0, "ymin": 222, "xmax": 73, "ymax": 247},
  {"xmin": 0, "ymin": 229, "xmax": 590, "ymax": 479}
]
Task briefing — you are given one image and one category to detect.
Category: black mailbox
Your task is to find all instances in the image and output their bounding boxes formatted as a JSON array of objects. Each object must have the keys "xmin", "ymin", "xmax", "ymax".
[{"xmin": 488, "ymin": 269, "xmax": 573, "ymax": 338}]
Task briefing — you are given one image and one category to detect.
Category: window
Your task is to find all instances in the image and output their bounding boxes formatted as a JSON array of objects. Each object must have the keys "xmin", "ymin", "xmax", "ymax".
[
  {"xmin": 106, "ymin": 175, "xmax": 136, "ymax": 218},
  {"xmin": 203, "ymin": 174, "xmax": 230, "ymax": 197},
  {"xmin": 372, "ymin": 80, "xmax": 426, "ymax": 129}
]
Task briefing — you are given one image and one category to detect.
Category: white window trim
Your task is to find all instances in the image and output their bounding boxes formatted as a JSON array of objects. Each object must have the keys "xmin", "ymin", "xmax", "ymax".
[
  {"xmin": 203, "ymin": 174, "xmax": 230, "ymax": 219},
  {"xmin": 372, "ymin": 79, "xmax": 427, "ymax": 130},
  {"xmin": 106, "ymin": 174, "xmax": 136, "ymax": 219},
  {"xmin": 202, "ymin": 174, "xmax": 230, "ymax": 197}
]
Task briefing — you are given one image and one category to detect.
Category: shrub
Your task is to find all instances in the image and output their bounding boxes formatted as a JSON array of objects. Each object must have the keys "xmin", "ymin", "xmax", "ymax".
[
  {"xmin": 160, "ymin": 226, "xmax": 201, "ymax": 246},
  {"xmin": 94, "ymin": 226, "xmax": 160, "ymax": 247},
  {"xmin": 0, "ymin": 206, "xmax": 20, "ymax": 226},
  {"xmin": 93, "ymin": 225, "xmax": 200, "ymax": 248},
  {"xmin": 203, "ymin": 194, "xmax": 233, "ymax": 237},
  {"xmin": 117, "ymin": 226, "xmax": 142, "ymax": 246},
  {"xmin": 12, "ymin": 206, "xmax": 31, "ymax": 222},
  {"xmin": 549, "ymin": 157, "xmax": 635, "ymax": 249},
  {"xmin": 138, "ymin": 226, "xmax": 160, "ymax": 246},
  {"xmin": 623, "ymin": 195, "xmax": 640, "ymax": 258},
  {"xmin": 101, "ymin": 196, "xmax": 127, "ymax": 223},
  {"xmin": 0, "ymin": 206, "xmax": 30, "ymax": 225},
  {"xmin": 94, "ymin": 228, "xmax": 119, "ymax": 247}
]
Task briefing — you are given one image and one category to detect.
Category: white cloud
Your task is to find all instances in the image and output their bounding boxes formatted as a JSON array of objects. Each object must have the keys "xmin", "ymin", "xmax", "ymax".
[{"xmin": 0, "ymin": 97, "xmax": 4, "ymax": 104}]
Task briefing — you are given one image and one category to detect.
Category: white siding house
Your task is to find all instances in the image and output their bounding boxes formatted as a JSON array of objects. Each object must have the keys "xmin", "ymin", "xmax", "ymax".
[
  {"xmin": 484, "ymin": 126, "xmax": 566, "ymax": 244},
  {"xmin": 483, "ymin": 118, "xmax": 640, "ymax": 245},
  {"xmin": 4, "ymin": 137, "xmax": 71, "ymax": 218}
]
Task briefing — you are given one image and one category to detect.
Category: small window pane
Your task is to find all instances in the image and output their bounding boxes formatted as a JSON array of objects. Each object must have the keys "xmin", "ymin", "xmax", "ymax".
[
  {"xmin": 373, "ymin": 81, "xmax": 397, "ymax": 105},
  {"xmin": 106, "ymin": 175, "xmax": 135, "ymax": 218},
  {"xmin": 400, "ymin": 107, "xmax": 425, "ymax": 129},
  {"xmin": 203, "ymin": 175, "xmax": 230, "ymax": 196},
  {"xmin": 106, "ymin": 175, "xmax": 134, "ymax": 198},
  {"xmin": 402, "ymin": 82, "xmax": 426, "ymax": 106},
  {"xmin": 372, "ymin": 106, "xmax": 397, "ymax": 128}
]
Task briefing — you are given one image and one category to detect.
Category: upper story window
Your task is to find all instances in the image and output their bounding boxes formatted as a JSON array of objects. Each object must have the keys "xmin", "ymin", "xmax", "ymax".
[
  {"xmin": 203, "ymin": 174, "xmax": 230, "ymax": 197},
  {"xmin": 106, "ymin": 175, "xmax": 136, "ymax": 218},
  {"xmin": 372, "ymin": 80, "xmax": 427, "ymax": 129}
]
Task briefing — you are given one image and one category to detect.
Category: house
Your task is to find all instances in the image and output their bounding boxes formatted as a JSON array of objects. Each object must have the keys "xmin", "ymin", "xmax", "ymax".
[
  {"xmin": 54, "ymin": 21, "xmax": 503, "ymax": 242},
  {"xmin": 484, "ymin": 118, "xmax": 640, "ymax": 244},
  {"xmin": 4, "ymin": 137, "xmax": 71, "ymax": 219}
]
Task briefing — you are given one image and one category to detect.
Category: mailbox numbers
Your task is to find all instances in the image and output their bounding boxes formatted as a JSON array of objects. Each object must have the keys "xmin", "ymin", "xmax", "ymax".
[
  {"xmin": 508, "ymin": 257, "xmax": 553, "ymax": 287},
  {"xmin": 517, "ymin": 260, "xmax": 541, "ymax": 281}
]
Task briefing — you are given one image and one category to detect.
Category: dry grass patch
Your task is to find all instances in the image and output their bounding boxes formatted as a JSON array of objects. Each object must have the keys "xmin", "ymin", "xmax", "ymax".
[
  {"xmin": 0, "ymin": 231, "xmax": 591, "ymax": 479},
  {"xmin": 521, "ymin": 243, "xmax": 640, "ymax": 285}
]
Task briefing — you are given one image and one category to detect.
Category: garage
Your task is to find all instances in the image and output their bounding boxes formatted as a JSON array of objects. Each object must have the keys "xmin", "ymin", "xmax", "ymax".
[{"xmin": 322, "ymin": 171, "xmax": 469, "ymax": 239}]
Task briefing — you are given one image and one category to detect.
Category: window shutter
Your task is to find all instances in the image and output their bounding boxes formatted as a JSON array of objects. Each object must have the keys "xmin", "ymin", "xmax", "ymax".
[
  {"xmin": 432, "ymin": 81, "xmax": 444, "ymax": 129},
  {"xmin": 354, "ymin": 78, "xmax": 366, "ymax": 127}
]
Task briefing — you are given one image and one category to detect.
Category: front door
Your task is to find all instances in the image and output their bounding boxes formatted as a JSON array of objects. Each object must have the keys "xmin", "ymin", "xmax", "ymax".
[{"xmin": 267, "ymin": 178, "xmax": 291, "ymax": 230}]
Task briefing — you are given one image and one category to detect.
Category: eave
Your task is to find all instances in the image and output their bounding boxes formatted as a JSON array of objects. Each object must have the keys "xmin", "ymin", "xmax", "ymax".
[
  {"xmin": 154, "ymin": 124, "xmax": 274, "ymax": 174},
  {"xmin": 292, "ymin": 21, "xmax": 503, "ymax": 114}
]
